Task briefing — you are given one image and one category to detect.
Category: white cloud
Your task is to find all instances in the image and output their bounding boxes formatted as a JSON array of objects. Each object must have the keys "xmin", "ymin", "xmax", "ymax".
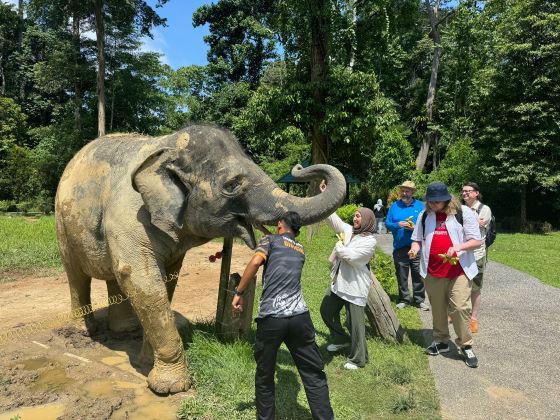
[
  {"xmin": 2, "ymin": 0, "xmax": 18, "ymax": 5},
  {"xmin": 140, "ymin": 28, "xmax": 170, "ymax": 66}
]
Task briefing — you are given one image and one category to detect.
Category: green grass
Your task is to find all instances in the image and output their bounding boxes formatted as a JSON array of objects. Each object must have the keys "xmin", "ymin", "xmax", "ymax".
[
  {"xmin": 0, "ymin": 215, "xmax": 62, "ymax": 280},
  {"xmin": 0, "ymin": 215, "xmax": 441, "ymax": 417},
  {"xmin": 179, "ymin": 224, "xmax": 440, "ymax": 419},
  {"xmin": 488, "ymin": 232, "xmax": 560, "ymax": 288}
]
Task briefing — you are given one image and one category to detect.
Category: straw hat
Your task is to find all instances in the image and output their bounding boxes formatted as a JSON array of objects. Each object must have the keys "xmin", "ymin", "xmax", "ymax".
[{"xmin": 398, "ymin": 180, "xmax": 416, "ymax": 190}]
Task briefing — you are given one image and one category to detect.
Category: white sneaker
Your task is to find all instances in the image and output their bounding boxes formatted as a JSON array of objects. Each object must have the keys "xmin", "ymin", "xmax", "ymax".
[
  {"xmin": 343, "ymin": 362, "xmax": 359, "ymax": 370},
  {"xmin": 418, "ymin": 302, "xmax": 430, "ymax": 311},
  {"xmin": 396, "ymin": 302, "xmax": 407, "ymax": 309},
  {"xmin": 327, "ymin": 343, "xmax": 350, "ymax": 352}
]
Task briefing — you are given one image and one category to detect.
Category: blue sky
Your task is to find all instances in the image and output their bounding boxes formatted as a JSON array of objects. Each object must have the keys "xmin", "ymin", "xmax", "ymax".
[{"xmin": 143, "ymin": 0, "xmax": 210, "ymax": 69}]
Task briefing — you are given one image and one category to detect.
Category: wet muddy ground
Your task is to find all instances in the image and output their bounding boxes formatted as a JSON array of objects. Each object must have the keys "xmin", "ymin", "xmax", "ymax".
[{"xmin": 0, "ymin": 242, "xmax": 255, "ymax": 420}]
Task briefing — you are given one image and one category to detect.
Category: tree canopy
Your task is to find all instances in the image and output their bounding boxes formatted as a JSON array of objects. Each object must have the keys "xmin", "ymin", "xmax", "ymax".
[{"xmin": 0, "ymin": 0, "xmax": 558, "ymax": 227}]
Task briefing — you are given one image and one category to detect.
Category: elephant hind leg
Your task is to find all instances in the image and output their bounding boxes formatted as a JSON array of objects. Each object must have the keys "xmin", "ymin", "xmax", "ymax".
[
  {"xmin": 107, "ymin": 280, "xmax": 140, "ymax": 332},
  {"xmin": 65, "ymin": 266, "xmax": 98, "ymax": 334}
]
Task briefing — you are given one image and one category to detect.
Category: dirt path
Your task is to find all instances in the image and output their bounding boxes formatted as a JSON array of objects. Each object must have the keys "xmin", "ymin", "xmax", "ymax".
[
  {"xmin": 0, "ymin": 242, "xmax": 255, "ymax": 420},
  {"xmin": 374, "ymin": 233, "xmax": 560, "ymax": 420}
]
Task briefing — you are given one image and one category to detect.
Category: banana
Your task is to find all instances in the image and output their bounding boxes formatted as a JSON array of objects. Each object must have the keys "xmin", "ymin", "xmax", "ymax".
[
  {"xmin": 438, "ymin": 253, "xmax": 460, "ymax": 265},
  {"xmin": 336, "ymin": 232, "xmax": 345, "ymax": 243},
  {"xmin": 405, "ymin": 215, "xmax": 414, "ymax": 227}
]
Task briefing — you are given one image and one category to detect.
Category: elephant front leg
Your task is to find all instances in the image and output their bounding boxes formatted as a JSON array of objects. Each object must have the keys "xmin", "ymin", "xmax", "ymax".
[
  {"xmin": 139, "ymin": 258, "xmax": 182, "ymax": 366},
  {"xmin": 116, "ymin": 262, "xmax": 190, "ymax": 394}
]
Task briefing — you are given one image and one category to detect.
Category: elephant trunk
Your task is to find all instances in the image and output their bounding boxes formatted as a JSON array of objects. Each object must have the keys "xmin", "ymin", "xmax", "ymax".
[{"xmin": 247, "ymin": 163, "xmax": 346, "ymax": 226}]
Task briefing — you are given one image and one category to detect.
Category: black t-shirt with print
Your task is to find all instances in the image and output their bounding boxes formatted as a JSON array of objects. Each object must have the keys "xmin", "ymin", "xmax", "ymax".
[{"xmin": 255, "ymin": 233, "xmax": 308, "ymax": 318}]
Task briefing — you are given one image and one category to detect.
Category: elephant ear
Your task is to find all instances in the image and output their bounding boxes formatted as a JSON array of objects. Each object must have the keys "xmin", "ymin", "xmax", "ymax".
[{"xmin": 132, "ymin": 148, "xmax": 193, "ymax": 241}]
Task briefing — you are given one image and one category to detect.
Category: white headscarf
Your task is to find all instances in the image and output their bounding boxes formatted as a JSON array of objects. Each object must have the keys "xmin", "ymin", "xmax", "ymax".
[{"xmin": 374, "ymin": 199, "xmax": 383, "ymax": 212}]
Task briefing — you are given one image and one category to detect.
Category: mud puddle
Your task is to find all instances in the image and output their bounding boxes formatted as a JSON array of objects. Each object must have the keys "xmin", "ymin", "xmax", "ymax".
[{"xmin": 0, "ymin": 242, "xmax": 254, "ymax": 419}]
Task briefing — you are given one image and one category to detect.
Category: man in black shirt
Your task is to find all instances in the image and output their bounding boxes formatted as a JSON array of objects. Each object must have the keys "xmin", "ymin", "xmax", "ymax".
[{"xmin": 233, "ymin": 211, "xmax": 334, "ymax": 420}]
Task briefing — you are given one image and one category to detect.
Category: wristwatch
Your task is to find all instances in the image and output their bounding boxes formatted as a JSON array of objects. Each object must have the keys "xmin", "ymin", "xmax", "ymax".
[{"xmin": 234, "ymin": 287, "xmax": 244, "ymax": 296}]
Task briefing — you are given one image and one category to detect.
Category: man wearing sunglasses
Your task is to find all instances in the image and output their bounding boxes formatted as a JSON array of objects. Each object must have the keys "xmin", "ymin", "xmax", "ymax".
[{"xmin": 461, "ymin": 182, "xmax": 493, "ymax": 334}]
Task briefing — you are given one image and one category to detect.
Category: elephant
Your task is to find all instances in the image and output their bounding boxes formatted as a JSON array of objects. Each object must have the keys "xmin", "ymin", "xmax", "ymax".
[{"xmin": 54, "ymin": 124, "xmax": 346, "ymax": 394}]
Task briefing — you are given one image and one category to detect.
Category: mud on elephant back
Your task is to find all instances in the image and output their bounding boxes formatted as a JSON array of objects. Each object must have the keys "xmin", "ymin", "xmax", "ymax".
[{"xmin": 54, "ymin": 124, "xmax": 346, "ymax": 394}]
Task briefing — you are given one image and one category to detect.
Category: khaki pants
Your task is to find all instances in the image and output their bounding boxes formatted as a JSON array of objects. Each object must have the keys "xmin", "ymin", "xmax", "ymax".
[
  {"xmin": 472, "ymin": 257, "xmax": 486, "ymax": 292},
  {"xmin": 424, "ymin": 274, "xmax": 473, "ymax": 347}
]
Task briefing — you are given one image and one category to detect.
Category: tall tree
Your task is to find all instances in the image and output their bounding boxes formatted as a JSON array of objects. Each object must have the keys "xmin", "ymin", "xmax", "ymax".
[
  {"xmin": 0, "ymin": 4, "xmax": 19, "ymax": 96},
  {"xmin": 90, "ymin": 0, "xmax": 168, "ymax": 137},
  {"xmin": 480, "ymin": 0, "xmax": 560, "ymax": 224},
  {"xmin": 308, "ymin": 0, "xmax": 330, "ymax": 165},
  {"xmin": 193, "ymin": 0, "xmax": 277, "ymax": 88},
  {"xmin": 93, "ymin": 0, "xmax": 106, "ymax": 137},
  {"xmin": 416, "ymin": 0, "xmax": 442, "ymax": 171}
]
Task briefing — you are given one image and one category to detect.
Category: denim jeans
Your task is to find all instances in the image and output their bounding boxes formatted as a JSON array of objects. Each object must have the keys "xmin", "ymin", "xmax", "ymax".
[{"xmin": 393, "ymin": 246, "xmax": 425, "ymax": 304}]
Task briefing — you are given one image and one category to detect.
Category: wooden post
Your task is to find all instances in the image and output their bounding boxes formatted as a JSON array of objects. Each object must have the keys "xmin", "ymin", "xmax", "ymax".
[
  {"xmin": 215, "ymin": 237, "xmax": 233, "ymax": 336},
  {"xmin": 365, "ymin": 272, "xmax": 406, "ymax": 343},
  {"xmin": 219, "ymin": 273, "xmax": 257, "ymax": 341},
  {"xmin": 215, "ymin": 238, "xmax": 257, "ymax": 340}
]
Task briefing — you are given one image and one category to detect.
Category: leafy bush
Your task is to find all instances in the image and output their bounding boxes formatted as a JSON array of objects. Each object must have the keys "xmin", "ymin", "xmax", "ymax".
[
  {"xmin": 373, "ymin": 249, "xmax": 397, "ymax": 294},
  {"xmin": 336, "ymin": 203, "xmax": 362, "ymax": 224},
  {"xmin": 522, "ymin": 221, "xmax": 553, "ymax": 235},
  {"xmin": 408, "ymin": 138, "xmax": 480, "ymax": 199},
  {"xmin": 0, "ymin": 200, "xmax": 16, "ymax": 212}
]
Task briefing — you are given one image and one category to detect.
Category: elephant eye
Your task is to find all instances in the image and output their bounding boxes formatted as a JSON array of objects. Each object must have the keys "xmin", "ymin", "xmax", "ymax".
[{"xmin": 223, "ymin": 177, "xmax": 243, "ymax": 196}]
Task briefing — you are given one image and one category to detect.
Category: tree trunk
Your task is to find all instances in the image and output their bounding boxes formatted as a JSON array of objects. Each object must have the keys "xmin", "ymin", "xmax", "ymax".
[
  {"xmin": 306, "ymin": 0, "xmax": 331, "ymax": 240},
  {"xmin": 0, "ymin": 53, "xmax": 5, "ymax": 96},
  {"xmin": 309, "ymin": 0, "xmax": 329, "ymax": 167},
  {"xmin": 72, "ymin": 14, "xmax": 82, "ymax": 134},
  {"xmin": 348, "ymin": 0, "xmax": 357, "ymax": 69},
  {"xmin": 416, "ymin": 0, "xmax": 442, "ymax": 171},
  {"xmin": 18, "ymin": 0, "xmax": 25, "ymax": 101},
  {"xmin": 520, "ymin": 183, "xmax": 527, "ymax": 227},
  {"xmin": 94, "ymin": 0, "xmax": 106, "ymax": 137},
  {"xmin": 365, "ymin": 273, "xmax": 405, "ymax": 343},
  {"xmin": 17, "ymin": 0, "xmax": 23, "ymax": 43}
]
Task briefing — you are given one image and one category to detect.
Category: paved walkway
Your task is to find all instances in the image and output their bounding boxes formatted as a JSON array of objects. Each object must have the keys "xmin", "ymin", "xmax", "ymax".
[{"xmin": 374, "ymin": 233, "xmax": 560, "ymax": 420}]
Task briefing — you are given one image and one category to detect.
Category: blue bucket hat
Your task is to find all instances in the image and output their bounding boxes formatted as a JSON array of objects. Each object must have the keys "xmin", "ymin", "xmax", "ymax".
[{"xmin": 425, "ymin": 182, "xmax": 452, "ymax": 202}]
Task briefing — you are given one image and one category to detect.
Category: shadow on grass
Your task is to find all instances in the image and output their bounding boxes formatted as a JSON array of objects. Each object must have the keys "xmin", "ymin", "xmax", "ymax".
[
  {"xmin": 276, "ymin": 349, "xmax": 314, "ymax": 419},
  {"xmin": 181, "ymin": 320, "xmax": 314, "ymax": 418},
  {"xmin": 403, "ymin": 327, "xmax": 431, "ymax": 348}
]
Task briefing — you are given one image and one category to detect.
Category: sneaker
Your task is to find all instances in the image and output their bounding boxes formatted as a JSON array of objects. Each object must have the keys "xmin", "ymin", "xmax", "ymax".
[
  {"xmin": 470, "ymin": 319, "xmax": 478, "ymax": 333},
  {"xmin": 396, "ymin": 302, "xmax": 407, "ymax": 309},
  {"xmin": 327, "ymin": 343, "xmax": 350, "ymax": 352},
  {"xmin": 425, "ymin": 341, "xmax": 450, "ymax": 356},
  {"xmin": 418, "ymin": 302, "xmax": 430, "ymax": 311},
  {"xmin": 460, "ymin": 346, "xmax": 479, "ymax": 368},
  {"xmin": 343, "ymin": 362, "xmax": 359, "ymax": 370}
]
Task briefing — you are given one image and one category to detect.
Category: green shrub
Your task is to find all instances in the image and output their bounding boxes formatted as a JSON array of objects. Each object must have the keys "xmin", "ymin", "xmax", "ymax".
[
  {"xmin": 336, "ymin": 203, "xmax": 362, "ymax": 224},
  {"xmin": 0, "ymin": 200, "xmax": 16, "ymax": 212},
  {"xmin": 373, "ymin": 250, "xmax": 396, "ymax": 293}
]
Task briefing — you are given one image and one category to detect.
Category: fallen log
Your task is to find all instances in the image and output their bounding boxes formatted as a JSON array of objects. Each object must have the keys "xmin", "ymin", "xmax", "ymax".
[{"xmin": 365, "ymin": 272, "xmax": 406, "ymax": 343}]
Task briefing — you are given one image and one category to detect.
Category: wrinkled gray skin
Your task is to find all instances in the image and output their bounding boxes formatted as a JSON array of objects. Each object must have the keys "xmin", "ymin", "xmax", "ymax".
[{"xmin": 55, "ymin": 125, "xmax": 346, "ymax": 394}]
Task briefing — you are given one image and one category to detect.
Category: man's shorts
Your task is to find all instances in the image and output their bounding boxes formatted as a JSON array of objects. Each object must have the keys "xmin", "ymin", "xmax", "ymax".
[{"xmin": 472, "ymin": 257, "xmax": 486, "ymax": 292}]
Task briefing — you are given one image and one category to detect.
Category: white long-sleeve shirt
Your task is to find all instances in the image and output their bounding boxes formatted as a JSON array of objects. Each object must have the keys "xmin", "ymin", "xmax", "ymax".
[
  {"xmin": 411, "ymin": 205, "xmax": 481, "ymax": 280},
  {"xmin": 326, "ymin": 213, "xmax": 376, "ymax": 306}
]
